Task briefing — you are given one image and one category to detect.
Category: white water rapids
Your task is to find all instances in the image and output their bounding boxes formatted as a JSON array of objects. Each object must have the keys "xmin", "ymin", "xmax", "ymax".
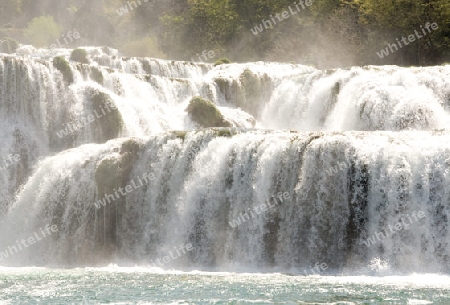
[{"xmin": 0, "ymin": 46, "xmax": 449, "ymax": 273}]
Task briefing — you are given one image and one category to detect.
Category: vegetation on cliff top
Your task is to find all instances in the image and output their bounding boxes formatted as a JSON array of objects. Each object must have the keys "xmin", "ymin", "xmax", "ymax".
[{"xmin": 1, "ymin": 0, "xmax": 449, "ymax": 67}]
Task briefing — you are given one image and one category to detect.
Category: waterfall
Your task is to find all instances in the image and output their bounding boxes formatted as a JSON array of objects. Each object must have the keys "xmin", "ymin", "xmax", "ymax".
[{"xmin": 0, "ymin": 46, "xmax": 449, "ymax": 273}]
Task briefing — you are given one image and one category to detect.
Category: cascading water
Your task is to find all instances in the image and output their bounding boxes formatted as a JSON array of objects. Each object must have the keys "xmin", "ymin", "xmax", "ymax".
[{"xmin": 0, "ymin": 46, "xmax": 449, "ymax": 274}]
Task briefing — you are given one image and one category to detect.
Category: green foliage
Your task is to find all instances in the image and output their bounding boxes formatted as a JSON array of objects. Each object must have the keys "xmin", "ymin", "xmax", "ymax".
[
  {"xmin": 160, "ymin": 0, "xmax": 240, "ymax": 59},
  {"xmin": 122, "ymin": 36, "xmax": 166, "ymax": 58},
  {"xmin": 70, "ymin": 48, "xmax": 89, "ymax": 64},
  {"xmin": 159, "ymin": 15, "xmax": 187, "ymax": 58},
  {"xmin": 24, "ymin": 16, "xmax": 60, "ymax": 47},
  {"xmin": 53, "ymin": 56, "xmax": 73, "ymax": 84},
  {"xmin": 186, "ymin": 96, "xmax": 232, "ymax": 128},
  {"xmin": 347, "ymin": 0, "xmax": 450, "ymax": 64},
  {"xmin": 214, "ymin": 58, "xmax": 231, "ymax": 66},
  {"xmin": 8, "ymin": 0, "xmax": 450, "ymax": 66},
  {"xmin": 157, "ymin": 0, "xmax": 450, "ymax": 65}
]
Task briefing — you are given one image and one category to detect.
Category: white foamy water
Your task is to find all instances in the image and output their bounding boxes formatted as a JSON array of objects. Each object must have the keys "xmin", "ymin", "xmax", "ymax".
[
  {"xmin": 0, "ymin": 47, "xmax": 449, "ymax": 299},
  {"xmin": 0, "ymin": 267, "xmax": 449, "ymax": 304}
]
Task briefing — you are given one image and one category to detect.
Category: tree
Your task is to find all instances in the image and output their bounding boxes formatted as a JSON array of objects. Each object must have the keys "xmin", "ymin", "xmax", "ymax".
[
  {"xmin": 350, "ymin": 0, "xmax": 450, "ymax": 65},
  {"xmin": 24, "ymin": 15, "xmax": 60, "ymax": 47},
  {"xmin": 160, "ymin": 0, "xmax": 240, "ymax": 59}
]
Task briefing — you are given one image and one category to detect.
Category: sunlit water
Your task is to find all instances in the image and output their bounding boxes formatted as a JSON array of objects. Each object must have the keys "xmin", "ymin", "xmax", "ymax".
[{"xmin": 1, "ymin": 267, "xmax": 450, "ymax": 304}]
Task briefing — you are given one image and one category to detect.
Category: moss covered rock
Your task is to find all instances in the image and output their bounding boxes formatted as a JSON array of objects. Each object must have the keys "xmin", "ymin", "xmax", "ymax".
[
  {"xmin": 186, "ymin": 96, "xmax": 232, "ymax": 128},
  {"xmin": 0, "ymin": 37, "xmax": 19, "ymax": 54},
  {"xmin": 90, "ymin": 66, "xmax": 103, "ymax": 84},
  {"xmin": 214, "ymin": 78, "xmax": 245, "ymax": 106},
  {"xmin": 332, "ymin": 82, "xmax": 340, "ymax": 96},
  {"xmin": 94, "ymin": 139, "xmax": 142, "ymax": 204},
  {"xmin": 93, "ymin": 138, "xmax": 142, "ymax": 256},
  {"xmin": 239, "ymin": 69, "xmax": 269, "ymax": 116},
  {"xmin": 214, "ymin": 78, "xmax": 229, "ymax": 94},
  {"xmin": 240, "ymin": 69, "xmax": 260, "ymax": 98},
  {"xmin": 173, "ymin": 131, "xmax": 188, "ymax": 140},
  {"xmin": 70, "ymin": 48, "xmax": 89, "ymax": 64},
  {"xmin": 330, "ymin": 82, "xmax": 340, "ymax": 106},
  {"xmin": 101, "ymin": 46, "xmax": 113, "ymax": 55},
  {"xmin": 214, "ymin": 128, "xmax": 236, "ymax": 138},
  {"xmin": 214, "ymin": 57, "xmax": 231, "ymax": 66},
  {"xmin": 53, "ymin": 56, "xmax": 73, "ymax": 84},
  {"xmin": 87, "ymin": 88, "xmax": 123, "ymax": 142},
  {"xmin": 94, "ymin": 139, "xmax": 142, "ymax": 206},
  {"xmin": 214, "ymin": 69, "xmax": 270, "ymax": 118}
]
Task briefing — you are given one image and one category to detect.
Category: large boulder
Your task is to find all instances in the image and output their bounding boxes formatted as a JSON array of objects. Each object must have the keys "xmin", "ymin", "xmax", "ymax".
[
  {"xmin": 70, "ymin": 48, "xmax": 89, "ymax": 64},
  {"xmin": 0, "ymin": 37, "xmax": 19, "ymax": 54},
  {"xmin": 53, "ymin": 56, "xmax": 74, "ymax": 84},
  {"xmin": 186, "ymin": 96, "xmax": 232, "ymax": 128}
]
